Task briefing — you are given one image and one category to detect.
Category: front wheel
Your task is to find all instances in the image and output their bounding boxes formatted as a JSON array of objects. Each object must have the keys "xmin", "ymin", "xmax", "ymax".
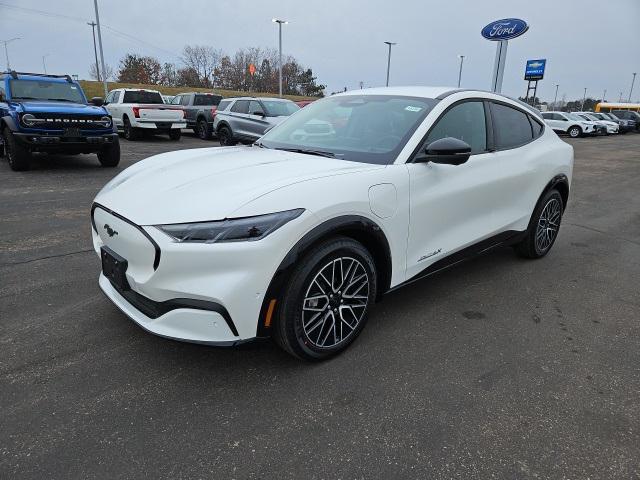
[
  {"xmin": 514, "ymin": 189, "xmax": 563, "ymax": 259},
  {"xmin": 3, "ymin": 129, "xmax": 31, "ymax": 171},
  {"xmin": 273, "ymin": 237, "xmax": 377, "ymax": 361},
  {"xmin": 169, "ymin": 129, "xmax": 181, "ymax": 141},
  {"xmin": 568, "ymin": 125, "xmax": 582, "ymax": 138},
  {"xmin": 97, "ymin": 137, "xmax": 120, "ymax": 167}
]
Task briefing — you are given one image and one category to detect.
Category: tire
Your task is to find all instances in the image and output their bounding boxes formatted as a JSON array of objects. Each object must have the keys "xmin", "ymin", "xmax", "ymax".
[
  {"xmin": 514, "ymin": 189, "xmax": 563, "ymax": 259},
  {"xmin": 3, "ymin": 129, "xmax": 30, "ymax": 171},
  {"xmin": 97, "ymin": 137, "xmax": 120, "ymax": 167},
  {"xmin": 169, "ymin": 129, "xmax": 181, "ymax": 141},
  {"xmin": 273, "ymin": 236, "xmax": 377, "ymax": 361},
  {"xmin": 568, "ymin": 125, "xmax": 582, "ymax": 138},
  {"xmin": 123, "ymin": 117, "xmax": 139, "ymax": 141},
  {"xmin": 217, "ymin": 125, "xmax": 236, "ymax": 146},
  {"xmin": 197, "ymin": 118, "xmax": 212, "ymax": 140}
]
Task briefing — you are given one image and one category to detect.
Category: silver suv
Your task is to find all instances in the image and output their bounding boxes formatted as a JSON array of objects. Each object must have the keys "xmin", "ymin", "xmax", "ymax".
[{"xmin": 213, "ymin": 97, "xmax": 299, "ymax": 146}]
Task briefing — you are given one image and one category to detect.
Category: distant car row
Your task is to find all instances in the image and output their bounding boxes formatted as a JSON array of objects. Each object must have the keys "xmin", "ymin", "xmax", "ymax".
[
  {"xmin": 100, "ymin": 88, "xmax": 307, "ymax": 142},
  {"xmin": 541, "ymin": 110, "xmax": 639, "ymax": 138}
]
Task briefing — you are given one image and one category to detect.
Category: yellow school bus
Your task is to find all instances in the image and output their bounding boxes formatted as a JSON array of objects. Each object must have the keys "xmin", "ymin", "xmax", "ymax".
[{"xmin": 595, "ymin": 102, "xmax": 640, "ymax": 113}]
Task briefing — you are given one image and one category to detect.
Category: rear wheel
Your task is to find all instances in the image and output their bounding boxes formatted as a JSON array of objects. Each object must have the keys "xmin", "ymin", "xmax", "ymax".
[
  {"xmin": 169, "ymin": 129, "xmax": 181, "ymax": 141},
  {"xmin": 197, "ymin": 118, "xmax": 212, "ymax": 140},
  {"xmin": 97, "ymin": 137, "xmax": 120, "ymax": 167},
  {"xmin": 123, "ymin": 117, "xmax": 139, "ymax": 141},
  {"xmin": 3, "ymin": 129, "xmax": 30, "ymax": 171},
  {"xmin": 217, "ymin": 125, "xmax": 236, "ymax": 146},
  {"xmin": 568, "ymin": 125, "xmax": 582, "ymax": 138},
  {"xmin": 515, "ymin": 189, "xmax": 563, "ymax": 259},
  {"xmin": 273, "ymin": 237, "xmax": 377, "ymax": 360}
]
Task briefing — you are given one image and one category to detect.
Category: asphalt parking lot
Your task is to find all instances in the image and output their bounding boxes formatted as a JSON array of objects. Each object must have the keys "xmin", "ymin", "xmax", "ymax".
[{"xmin": 1, "ymin": 131, "xmax": 639, "ymax": 479}]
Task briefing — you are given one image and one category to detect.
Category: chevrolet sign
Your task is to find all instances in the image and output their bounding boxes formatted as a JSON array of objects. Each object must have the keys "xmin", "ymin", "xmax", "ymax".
[{"xmin": 524, "ymin": 59, "xmax": 547, "ymax": 81}]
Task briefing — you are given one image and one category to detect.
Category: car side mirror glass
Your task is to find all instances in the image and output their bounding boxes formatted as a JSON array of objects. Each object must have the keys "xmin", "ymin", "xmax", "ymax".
[
  {"xmin": 91, "ymin": 97, "xmax": 104, "ymax": 106},
  {"xmin": 414, "ymin": 137, "xmax": 471, "ymax": 165}
]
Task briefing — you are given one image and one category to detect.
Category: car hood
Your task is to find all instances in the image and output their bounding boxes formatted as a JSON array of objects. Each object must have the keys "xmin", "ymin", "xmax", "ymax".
[
  {"xmin": 15, "ymin": 100, "xmax": 107, "ymax": 116},
  {"xmin": 95, "ymin": 146, "xmax": 382, "ymax": 225}
]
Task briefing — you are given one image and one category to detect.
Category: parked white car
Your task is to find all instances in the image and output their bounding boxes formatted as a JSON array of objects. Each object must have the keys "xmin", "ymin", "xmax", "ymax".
[
  {"xmin": 541, "ymin": 111, "xmax": 597, "ymax": 137},
  {"xmin": 575, "ymin": 112, "xmax": 619, "ymax": 134},
  {"xmin": 92, "ymin": 86, "xmax": 573, "ymax": 360},
  {"xmin": 104, "ymin": 88, "xmax": 186, "ymax": 141}
]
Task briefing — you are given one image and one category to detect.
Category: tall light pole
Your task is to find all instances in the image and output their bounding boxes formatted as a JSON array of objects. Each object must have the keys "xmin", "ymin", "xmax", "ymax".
[
  {"xmin": 93, "ymin": 0, "xmax": 108, "ymax": 97},
  {"xmin": 42, "ymin": 54, "xmax": 50, "ymax": 74},
  {"xmin": 87, "ymin": 21, "xmax": 100, "ymax": 82},
  {"xmin": 272, "ymin": 18, "xmax": 288, "ymax": 97},
  {"xmin": 1, "ymin": 37, "xmax": 20, "ymax": 70},
  {"xmin": 553, "ymin": 84, "xmax": 559, "ymax": 107},
  {"xmin": 581, "ymin": 87, "xmax": 587, "ymax": 111},
  {"xmin": 384, "ymin": 41, "xmax": 396, "ymax": 87},
  {"xmin": 628, "ymin": 73, "xmax": 637, "ymax": 102},
  {"xmin": 602, "ymin": 89, "xmax": 607, "ymax": 103},
  {"xmin": 457, "ymin": 55, "xmax": 465, "ymax": 88}
]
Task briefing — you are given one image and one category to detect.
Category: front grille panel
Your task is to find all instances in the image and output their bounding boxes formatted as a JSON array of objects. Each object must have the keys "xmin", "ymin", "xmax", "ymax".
[{"xmin": 26, "ymin": 113, "xmax": 110, "ymax": 130}]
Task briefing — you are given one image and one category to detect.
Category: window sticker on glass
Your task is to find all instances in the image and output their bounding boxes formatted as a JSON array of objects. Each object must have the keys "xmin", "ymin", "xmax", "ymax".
[{"xmin": 405, "ymin": 106, "xmax": 422, "ymax": 112}]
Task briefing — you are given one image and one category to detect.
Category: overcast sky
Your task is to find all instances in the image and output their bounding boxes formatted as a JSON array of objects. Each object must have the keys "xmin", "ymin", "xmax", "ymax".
[{"xmin": 1, "ymin": 0, "xmax": 639, "ymax": 102}]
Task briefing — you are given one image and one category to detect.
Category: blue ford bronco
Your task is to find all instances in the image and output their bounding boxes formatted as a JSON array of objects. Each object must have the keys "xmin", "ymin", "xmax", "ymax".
[{"xmin": 0, "ymin": 71, "xmax": 119, "ymax": 171}]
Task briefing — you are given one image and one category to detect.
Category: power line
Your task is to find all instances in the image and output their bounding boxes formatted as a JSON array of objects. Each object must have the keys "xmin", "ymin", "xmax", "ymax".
[{"xmin": 0, "ymin": 2, "xmax": 182, "ymax": 60}]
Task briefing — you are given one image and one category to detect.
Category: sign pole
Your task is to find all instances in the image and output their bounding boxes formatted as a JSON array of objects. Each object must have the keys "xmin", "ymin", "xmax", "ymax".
[{"xmin": 491, "ymin": 40, "xmax": 508, "ymax": 93}]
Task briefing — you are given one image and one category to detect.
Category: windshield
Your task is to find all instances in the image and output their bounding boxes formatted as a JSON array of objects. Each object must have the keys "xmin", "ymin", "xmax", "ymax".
[
  {"xmin": 9, "ymin": 79, "xmax": 86, "ymax": 103},
  {"xmin": 122, "ymin": 90, "xmax": 164, "ymax": 104},
  {"xmin": 259, "ymin": 94, "xmax": 437, "ymax": 165},
  {"xmin": 262, "ymin": 100, "xmax": 300, "ymax": 117},
  {"xmin": 567, "ymin": 113, "xmax": 587, "ymax": 122}
]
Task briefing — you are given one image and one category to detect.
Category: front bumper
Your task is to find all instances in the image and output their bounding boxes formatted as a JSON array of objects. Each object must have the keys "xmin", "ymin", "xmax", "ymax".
[{"xmin": 13, "ymin": 132, "xmax": 118, "ymax": 151}]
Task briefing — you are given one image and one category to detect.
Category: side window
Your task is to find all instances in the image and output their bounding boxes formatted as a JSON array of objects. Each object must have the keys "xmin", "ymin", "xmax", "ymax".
[
  {"xmin": 425, "ymin": 101, "xmax": 487, "ymax": 154},
  {"xmin": 105, "ymin": 91, "xmax": 114, "ymax": 103},
  {"xmin": 491, "ymin": 102, "xmax": 533, "ymax": 149},
  {"xmin": 248, "ymin": 100, "xmax": 264, "ymax": 115},
  {"xmin": 530, "ymin": 116, "xmax": 544, "ymax": 138},
  {"xmin": 231, "ymin": 100, "xmax": 250, "ymax": 114},
  {"xmin": 113, "ymin": 91, "xmax": 121, "ymax": 103},
  {"xmin": 217, "ymin": 100, "xmax": 231, "ymax": 111},
  {"xmin": 492, "ymin": 103, "xmax": 534, "ymax": 148},
  {"xmin": 171, "ymin": 95, "xmax": 182, "ymax": 105},
  {"xmin": 181, "ymin": 95, "xmax": 191, "ymax": 106},
  {"xmin": 541, "ymin": 112, "xmax": 552, "ymax": 120}
]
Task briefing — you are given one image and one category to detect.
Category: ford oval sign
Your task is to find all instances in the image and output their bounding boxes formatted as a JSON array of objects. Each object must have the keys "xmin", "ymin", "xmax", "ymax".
[{"xmin": 481, "ymin": 18, "xmax": 529, "ymax": 41}]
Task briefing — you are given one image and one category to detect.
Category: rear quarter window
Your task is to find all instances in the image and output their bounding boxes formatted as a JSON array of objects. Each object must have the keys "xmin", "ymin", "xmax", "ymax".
[
  {"xmin": 491, "ymin": 102, "xmax": 534, "ymax": 149},
  {"xmin": 217, "ymin": 100, "xmax": 231, "ymax": 111}
]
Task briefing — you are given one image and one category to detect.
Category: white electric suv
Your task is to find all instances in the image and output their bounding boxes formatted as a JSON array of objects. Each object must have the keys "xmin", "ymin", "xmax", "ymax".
[
  {"xmin": 541, "ymin": 111, "xmax": 597, "ymax": 137},
  {"xmin": 92, "ymin": 87, "xmax": 573, "ymax": 360}
]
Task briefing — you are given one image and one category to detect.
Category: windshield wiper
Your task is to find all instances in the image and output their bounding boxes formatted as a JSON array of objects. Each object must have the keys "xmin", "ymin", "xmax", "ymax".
[
  {"xmin": 47, "ymin": 98, "xmax": 76, "ymax": 102},
  {"xmin": 11, "ymin": 96, "xmax": 38, "ymax": 100},
  {"xmin": 253, "ymin": 140, "xmax": 269, "ymax": 148},
  {"xmin": 275, "ymin": 147, "xmax": 337, "ymax": 158}
]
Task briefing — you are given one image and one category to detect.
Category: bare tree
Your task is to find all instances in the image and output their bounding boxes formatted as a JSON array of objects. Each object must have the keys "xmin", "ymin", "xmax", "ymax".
[
  {"xmin": 89, "ymin": 62, "xmax": 114, "ymax": 82},
  {"xmin": 181, "ymin": 45, "xmax": 222, "ymax": 87}
]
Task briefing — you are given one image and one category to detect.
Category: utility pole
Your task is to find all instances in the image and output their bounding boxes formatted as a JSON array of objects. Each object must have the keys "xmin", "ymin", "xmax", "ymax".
[
  {"xmin": 1, "ymin": 37, "xmax": 20, "ymax": 70},
  {"xmin": 602, "ymin": 89, "xmax": 606, "ymax": 103},
  {"xmin": 384, "ymin": 41, "xmax": 396, "ymax": 87},
  {"xmin": 629, "ymin": 73, "xmax": 637, "ymax": 102},
  {"xmin": 42, "ymin": 54, "xmax": 50, "ymax": 74},
  {"xmin": 93, "ymin": 0, "xmax": 108, "ymax": 97},
  {"xmin": 457, "ymin": 55, "xmax": 465, "ymax": 88},
  {"xmin": 581, "ymin": 87, "xmax": 587, "ymax": 111},
  {"xmin": 553, "ymin": 84, "xmax": 559, "ymax": 107},
  {"xmin": 87, "ymin": 21, "xmax": 100, "ymax": 82},
  {"xmin": 272, "ymin": 19, "xmax": 288, "ymax": 97}
]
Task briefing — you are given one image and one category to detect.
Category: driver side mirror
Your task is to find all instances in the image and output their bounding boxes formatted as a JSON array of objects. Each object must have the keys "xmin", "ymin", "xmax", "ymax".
[
  {"xmin": 91, "ymin": 96, "xmax": 104, "ymax": 107},
  {"xmin": 414, "ymin": 137, "xmax": 471, "ymax": 165},
  {"xmin": 252, "ymin": 111, "xmax": 265, "ymax": 117}
]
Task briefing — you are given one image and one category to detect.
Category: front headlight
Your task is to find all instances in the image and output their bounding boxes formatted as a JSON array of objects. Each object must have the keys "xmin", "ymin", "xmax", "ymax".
[
  {"xmin": 157, "ymin": 208, "xmax": 304, "ymax": 243},
  {"xmin": 95, "ymin": 116, "xmax": 112, "ymax": 128},
  {"xmin": 21, "ymin": 113, "xmax": 37, "ymax": 126}
]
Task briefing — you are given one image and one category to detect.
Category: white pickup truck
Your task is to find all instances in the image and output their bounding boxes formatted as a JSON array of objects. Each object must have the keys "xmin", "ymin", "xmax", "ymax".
[{"xmin": 104, "ymin": 88, "xmax": 186, "ymax": 141}]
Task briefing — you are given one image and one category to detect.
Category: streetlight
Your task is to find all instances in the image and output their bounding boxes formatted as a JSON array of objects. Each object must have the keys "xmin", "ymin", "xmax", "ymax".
[
  {"xmin": 87, "ymin": 21, "xmax": 100, "ymax": 81},
  {"xmin": 384, "ymin": 41, "xmax": 396, "ymax": 87},
  {"xmin": 42, "ymin": 54, "xmax": 50, "ymax": 74},
  {"xmin": 602, "ymin": 89, "xmax": 607, "ymax": 103},
  {"xmin": 553, "ymin": 84, "xmax": 559, "ymax": 107},
  {"xmin": 272, "ymin": 18, "xmax": 288, "ymax": 97},
  {"xmin": 581, "ymin": 87, "xmax": 587, "ymax": 111},
  {"xmin": 457, "ymin": 55, "xmax": 465, "ymax": 88},
  {"xmin": 1, "ymin": 37, "xmax": 20, "ymax": 70},
  {"xmin": 629, "ymin": 73, "xmax": 637, "ymax": 102}
]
